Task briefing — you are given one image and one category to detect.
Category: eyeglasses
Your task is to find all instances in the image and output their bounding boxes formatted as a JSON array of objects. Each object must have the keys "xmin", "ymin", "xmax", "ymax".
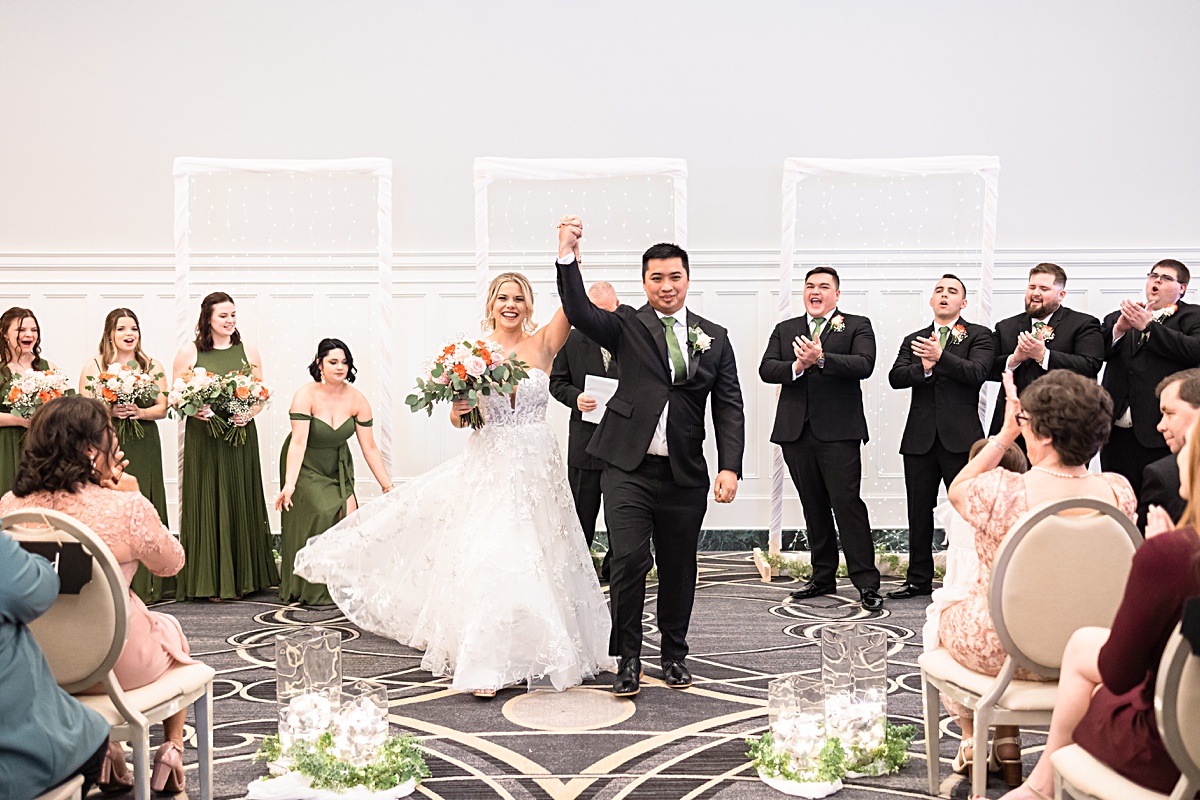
[
  {"xmin": 1015, "ymin": 412, "xmax": 1030, "ymax": 427},
  {"xmin": 1148, "ymin": 271, "xmax": 1180, "ymax": 284}
]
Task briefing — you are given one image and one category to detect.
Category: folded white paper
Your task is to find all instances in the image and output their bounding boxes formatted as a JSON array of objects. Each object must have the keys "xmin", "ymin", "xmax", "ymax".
[{"xmin": 581, "ymin": 376, "xmax": 619, "ymax": 424}]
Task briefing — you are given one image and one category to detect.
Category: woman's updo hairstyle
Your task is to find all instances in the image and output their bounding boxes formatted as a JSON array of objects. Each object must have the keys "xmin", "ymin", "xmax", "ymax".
[{"xmin": 308, "ymin": 338, "xmax": 357, "ymax": 383}]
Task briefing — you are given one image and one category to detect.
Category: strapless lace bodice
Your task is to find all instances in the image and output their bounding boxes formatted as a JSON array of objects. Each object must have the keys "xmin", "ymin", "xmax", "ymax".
[{"xmin": 479, "ymin": 367, "xmax": 549, "ymax": 427}]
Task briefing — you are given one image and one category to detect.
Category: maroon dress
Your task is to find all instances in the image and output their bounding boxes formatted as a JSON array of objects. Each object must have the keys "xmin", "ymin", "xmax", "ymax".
[{"xmin": 1072, "ymin": 527, "xmax": 1200, "ymax": 793}]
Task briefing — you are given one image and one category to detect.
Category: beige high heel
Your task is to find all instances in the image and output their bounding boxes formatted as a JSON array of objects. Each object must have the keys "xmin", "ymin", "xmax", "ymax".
[
  {"xmin": 97, "ymin": 742, "xmax": 134, "ymax": 793},
  {"xmin": 150, "ymin": 740, "xmax": 185, "ymax": 794}
]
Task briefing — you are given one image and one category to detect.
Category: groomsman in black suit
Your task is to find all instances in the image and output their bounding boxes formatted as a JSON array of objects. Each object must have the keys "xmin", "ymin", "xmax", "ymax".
[
  {"xmin": 759, "ymin": 266, "xmax": 882, "ymax": 611},
  {"xmin": 988, "ymin": 262, "xmax": 1104, "ymax": 435},
  {"xmin": 555, "ymin": 215, "xmax": 745, "ymax": 698},
  {"xmin": 887, "ymin": 275, "xmax": 994, "ymax": 598},
  {"xmin": 1137, "ymin": 369, "xmax": 1200, "ymax": 531},
  {"xmin": 549, "ymin": 280, "xmax": 620, "ymax": 579},
  {"xmin": 1101, "ymin": 259, "xmax": 1200, "ymax": 495}
]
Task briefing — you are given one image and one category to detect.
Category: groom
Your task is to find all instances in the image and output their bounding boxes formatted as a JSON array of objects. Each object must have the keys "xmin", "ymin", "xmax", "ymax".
[{"xmin": 555, "ymin": 215, "xmax": 745, "ymax": 697}]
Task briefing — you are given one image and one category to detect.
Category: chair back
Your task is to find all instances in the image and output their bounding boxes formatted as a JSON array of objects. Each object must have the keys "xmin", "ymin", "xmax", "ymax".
[
  {"xmin": 1, "ymin": 508, "xmax": 129, "ymax": 693},
  {"xmin": 1156, "ymin": 623, "xmax": 1200, "ymax": 792},
  {"xmin": 989, "ymin": 497, "xmax": 1141, "ymax": 678}
]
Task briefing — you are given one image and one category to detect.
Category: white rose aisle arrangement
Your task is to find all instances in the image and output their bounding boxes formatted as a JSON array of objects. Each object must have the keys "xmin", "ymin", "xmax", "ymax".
[
  {"xmin": 210, "ymin": 369, "xmax": 273, "ymax": 446},
  {"xmin": 405, "ymin": 338, "xmax": 530, "ymax": 430},
  {"xmin": 83, "ymin": 361, "xmax": 165, "ymax": 439},
  {"xmin": 4, "ymin": 368, "xmax": 73, "ymax": 419},
  {"xmin": 166, "ymin": 367, "xmax": 225, "ymax": 436}
]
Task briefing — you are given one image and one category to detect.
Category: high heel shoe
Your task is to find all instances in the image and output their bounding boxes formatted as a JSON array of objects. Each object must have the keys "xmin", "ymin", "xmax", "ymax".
[
  {"xmin": 992, "ymin": 734, "xmax": 1023, "ymax": 786},
  {"xmin": 951, "ymin": 740, "xmax": 973, "ymax": 775},
  {"xmin": 97, "ymin": 742, "xmax": 134, "ymax": 793},
  {"xmin": 151, "ymin": 740, "xmax": 185, "ymax": 794}
]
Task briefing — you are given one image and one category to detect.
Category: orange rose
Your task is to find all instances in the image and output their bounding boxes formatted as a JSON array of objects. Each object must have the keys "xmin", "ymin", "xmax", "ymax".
[
  {"xmin": 38, "ymin": 390, "xmax": 51, "ymax": 403},
  {"xmin": 235, "ymin": 385, "xmax": 250, "ymax": 400},
  {"xmin": 481, "ymin": 350, "xmax": 493, "ymax": 365},
  {"xmin": 7, "ymin": 387, "xmax": 22, "ymax": 403},
  {"xmin": 101, "ymin": 387, "xmax": 118, "ymax": 403},
  {"xmin": 98, "ymin": 372, "xmax": 116, "ymax": 381},
  {"xmin": 443, "ymin": 345, "xmax": 456, "ymax": 356},
  {"xmin": 453, "ymin": 363, "xmax": 468, "ymax": 380}
]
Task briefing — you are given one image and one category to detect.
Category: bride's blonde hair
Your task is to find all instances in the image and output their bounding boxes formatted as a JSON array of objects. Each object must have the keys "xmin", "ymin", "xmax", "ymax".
[{"xmin": 482, "ymin": 272, "xmax": 538, "ymax": 334}]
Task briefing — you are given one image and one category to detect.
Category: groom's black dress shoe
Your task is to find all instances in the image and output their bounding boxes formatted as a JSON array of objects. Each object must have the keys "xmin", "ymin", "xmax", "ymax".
[
  {"xmin": 789, "ymin": 582, "xmax": 837, "ymax": 600},
  {"xmin": 886, "ymin": 583, "xmax": 933, "ymax": 599},
  {"xmin": 859, "ymin": 588, "xmax": 884, "ymax": 611},
  {"xmin": 613, "ymin": 656, "xmax": 642, "ymax": 697},
  {"xmin": 662, "ymin": 660, "xmax": 692, "ymax": 689}
]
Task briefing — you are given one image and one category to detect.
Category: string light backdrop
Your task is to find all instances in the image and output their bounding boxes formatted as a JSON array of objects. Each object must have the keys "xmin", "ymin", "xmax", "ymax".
[
  {"xmin": 172, "ymin": 158, "xmax": 394, "ymax": 531},
  {"xmin": 762, "ymin": 156, "xmax": 1000, "ymax": 574}
]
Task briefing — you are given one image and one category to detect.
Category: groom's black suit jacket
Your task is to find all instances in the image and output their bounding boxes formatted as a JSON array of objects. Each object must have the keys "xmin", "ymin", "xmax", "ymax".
[
  {"xmin": 987, "ymin": 306, "xmax": 1104, "ymax": 435},
  {"xmin": 889, "ymin": 319, "xmax": 994, "ymax": 455},
  {"xmin": 555, "ymin": 258, "xmax": 745, "ymax": 488}
]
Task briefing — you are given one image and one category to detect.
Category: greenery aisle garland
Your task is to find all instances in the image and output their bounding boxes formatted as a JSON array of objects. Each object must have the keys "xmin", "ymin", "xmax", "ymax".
[
  {"xmin": 255, "ymin": 732, "xmax": 431, "ymax": 793},
  {"xmin": 746, "ymin": 722, "xmax": 916, "ymax": 786}
]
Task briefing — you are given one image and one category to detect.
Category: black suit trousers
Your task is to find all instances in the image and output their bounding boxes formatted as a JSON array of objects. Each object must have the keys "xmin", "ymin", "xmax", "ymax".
[
  {"xmin": 601, "ymin": 456, "xmax": 707, "ymax": 662},
  {"xmin": 781, "ymin": 425, "xmax": 880, "ymax": 591},
  {"xmin": 568, "ymin": 466, "xmax": 603, "ymax": 546},
  {"xmin": 902, "ymin": 438, "xmax": 968, "ymax": 587},
  {"xmin": 1101, "ymin": 425, "xmax": 1169, "ymax": 498}
]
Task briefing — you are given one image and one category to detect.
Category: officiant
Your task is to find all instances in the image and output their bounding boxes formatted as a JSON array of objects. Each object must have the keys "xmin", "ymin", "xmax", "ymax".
[{"xmin": 550, "ymin": 281, "xmax": 620, "ymax": 580}]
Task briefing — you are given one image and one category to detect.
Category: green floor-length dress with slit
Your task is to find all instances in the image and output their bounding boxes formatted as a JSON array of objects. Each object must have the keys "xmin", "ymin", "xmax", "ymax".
[
  {"xmin": 177, "ymin": 343, "xmax": 279, "ymax": 599},
  {"xmin": 122, "ymin": 410, "xmax": 175, "ymax": 603},
  {"xmin": 0, "ymin": 358, "xmax": 50, "ymax": 496},
  {"xmin": 277, "ymin": 412, "xmax": 365, "ymax": 605}
]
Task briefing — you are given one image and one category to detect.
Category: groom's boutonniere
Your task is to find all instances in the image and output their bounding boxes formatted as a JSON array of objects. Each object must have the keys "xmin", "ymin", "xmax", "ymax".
[
  {"xmin": 688, "ymin": 325, "xmax": 713, "ymax": 355},
  {"xmin": 829, "ymin": 314, "xmax": 846, "ymax": 333},
  {"xmin": 949, "ymin": 324, "xmax": 968, "ymax": 345}
]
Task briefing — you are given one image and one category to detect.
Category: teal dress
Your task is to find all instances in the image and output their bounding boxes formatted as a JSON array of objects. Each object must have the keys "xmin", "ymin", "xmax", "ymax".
[
  {"xmin": 277, "ymin": 413, "xmax": 368, "ymax": 605},
  {"xmin": 176, "ymin": 343, "xmax": 279, "ymax": 599},
  {"xmin": 0, "ymin": 358, "xmax": 49, "ymax": 496}
]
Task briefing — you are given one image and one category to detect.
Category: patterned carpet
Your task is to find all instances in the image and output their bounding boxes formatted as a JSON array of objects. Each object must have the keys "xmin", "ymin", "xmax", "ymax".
[{"xmin": 110, "ymin": 553, "xmax": 1047, "ymax": 799}]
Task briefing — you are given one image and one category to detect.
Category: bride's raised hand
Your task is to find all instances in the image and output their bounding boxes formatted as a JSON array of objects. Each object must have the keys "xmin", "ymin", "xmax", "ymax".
[{"xmin": 557, "ymin": 215, "xmax": 582, "ymax": 261}]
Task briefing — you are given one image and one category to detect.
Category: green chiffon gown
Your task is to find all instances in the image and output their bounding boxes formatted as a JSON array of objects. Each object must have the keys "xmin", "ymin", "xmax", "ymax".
[
  {"xmin": 177, "ymin": 343, "xmax": 279, "ymax": 599},
  {"xmin": 122, "ymin": 411, "xmax": 174, "ymax": 603},
  {"xmin": 0, "ymin": 358, "xmax": 49, "ymax": 496},
  {"xmin": 277, "ymin": 413, "xmax": 367, "ymax": 605}
]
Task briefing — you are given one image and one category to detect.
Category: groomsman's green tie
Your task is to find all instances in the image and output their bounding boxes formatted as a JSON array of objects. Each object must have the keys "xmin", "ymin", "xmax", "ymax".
[
  {"xmin": 661, "ymin": 316, "xmax": 687, "ymax": 384},
  {"xmin": 1033, "ymin": 320, "xmax": 1046, "ymax": 336},
  {"xmin": 938, "ymin": 325, "xmax": 950, "ymax": 349},
  {"xmin": 811, "ymin": 316, "xmax": 826, "ymax": 340}
]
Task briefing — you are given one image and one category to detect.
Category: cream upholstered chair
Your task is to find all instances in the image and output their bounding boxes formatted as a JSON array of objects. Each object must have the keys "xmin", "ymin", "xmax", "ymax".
[
  {"xmin": 1051, "ymin": 622, "xmax": 1200, "ymax": 800},
  {"xmin": 918, "ymin": 497, "xmax": 1141, "ymax": 798},
  {"xmin": 33, "ymin": 774, "xmax": 83, "ymax": 800},
  {"xmin": 3, "ymin": 508, "xmax": 216, "ymax": 800}
]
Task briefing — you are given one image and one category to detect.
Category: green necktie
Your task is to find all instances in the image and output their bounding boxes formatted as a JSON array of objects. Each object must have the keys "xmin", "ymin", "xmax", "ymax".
[
  {"xmin": 1033, "ymin": 320, "xmax": 1046, "ymax": 337},
  {"xmin": 938, "ymin": 325, "xmax": 950, "ymax": 349},
  {"xmin": 661, "ymin": 316, "xmax": 687, "ymax": 384},
  {"xmin": 811, "ymin": 316, "xmax": 826, "ymax": 340}
]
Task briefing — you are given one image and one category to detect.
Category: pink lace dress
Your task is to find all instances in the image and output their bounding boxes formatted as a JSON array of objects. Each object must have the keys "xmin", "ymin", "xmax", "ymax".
[
  {"xmin": 937, "ymin": 468, "xmax": 1136, "ymax": 718},
  {"xmin": 0, "ymin": 483, "xmax": 195, "ymax": 690}
]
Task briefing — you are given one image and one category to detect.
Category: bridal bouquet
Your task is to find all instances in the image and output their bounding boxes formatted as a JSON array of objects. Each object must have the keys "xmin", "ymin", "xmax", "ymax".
[
  {"xmin": 166, "ymin": 367, "xmax": 224, "ymax": 435},
  {"xmin": 5, "ymin": 369, "xmax": 72, "ymax": 419},
  {"xmin": 84, "ymin": 362, "xmax": 165, "ymax": 439},
  {"xmin": 210, "ymin": 369, "xmax": 272, "ymax": 446},
  {"xmin": 405, "ymin": 338, "xmax": 529, "ymax": 430}
]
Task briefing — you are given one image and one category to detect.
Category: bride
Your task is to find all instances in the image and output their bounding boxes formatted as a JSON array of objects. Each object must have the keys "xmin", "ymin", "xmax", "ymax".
[{"xmin": 294, "ymin": 272, "xmax": 616, "ymax": 696}]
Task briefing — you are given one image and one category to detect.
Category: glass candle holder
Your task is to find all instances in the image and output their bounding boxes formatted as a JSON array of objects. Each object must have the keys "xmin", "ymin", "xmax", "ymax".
[
  {"xmin": 820, "ymin": 625, "xmax": 888, "ymax": 755},
  {"xmin": 275, "ymin": 627, "xmax": 343, "ymax": 745},
  {"xmin": 767, "ymin": 673, "xmax": 827, "ymax": 770},
  {"xmin": 331, "ymin": 680, "xmax": 389, "ymax": 766}
]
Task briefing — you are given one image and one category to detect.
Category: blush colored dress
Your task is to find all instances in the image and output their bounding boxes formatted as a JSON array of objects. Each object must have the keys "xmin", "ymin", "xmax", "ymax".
[
  {"xmin": 0, "ymin": 483, "xmax": 195, "ymax": 689},
  {"xmin": 937, "ymin": 468, "xmax": 1136, "ymax": 718},
  {"xmin": 1073, "ymin": 527, "xmax": 1200, "ymax": 793}
]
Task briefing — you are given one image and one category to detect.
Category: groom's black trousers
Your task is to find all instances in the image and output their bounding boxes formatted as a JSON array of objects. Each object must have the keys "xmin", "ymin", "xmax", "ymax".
[{"xmin": 602, "ymin": 455, "xmax": 708, "ymax": 662}]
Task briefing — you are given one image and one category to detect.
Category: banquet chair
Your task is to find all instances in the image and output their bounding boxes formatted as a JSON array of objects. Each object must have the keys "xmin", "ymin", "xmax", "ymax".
[
  {"xmin": 918, "ymin": 497, "xmax": 1141, "ymax": 798},
  {"xmin": 3, "ymin": 509, "xmax": 216, "ymax": 800},
  {"xmin": 32, "ymin": 774, "xmax": 83, "ymax": 800},
  {"xmin": 1050, "ymin": 623, "xmax": 1200, "ymax": 800}
]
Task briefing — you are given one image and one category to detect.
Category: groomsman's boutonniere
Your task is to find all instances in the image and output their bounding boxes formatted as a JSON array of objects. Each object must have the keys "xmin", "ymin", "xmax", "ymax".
[
  {"xmin": 829, "ymin": 315, "xmax": 846, "ymax": 332},
  {"xmin": 1036, "ymin": 325, "xmax": 1055, "ymax": 343},
  {"xmin": 688, "ymin": 325, "xmax": 713, "ymax": 354},
  {"xmin": 949, "ymin": 324, "xmax": 968, "ymax": 345},
  {"xmin": 1160, "ymin": 304, "xmax": 1179, "ymax": 321}
]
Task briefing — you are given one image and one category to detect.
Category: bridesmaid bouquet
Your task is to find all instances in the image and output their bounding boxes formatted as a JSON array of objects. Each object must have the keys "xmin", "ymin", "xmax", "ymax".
[
  {"xmin": 166, "ymin": 367, "xmax": 225, "ymax": 437},
  {"xmin": 209, "ymin": 369, "xmax": 272, "ymax": 446},
  {"xmin": 84, "ymin": 362, "xmax": 165, "ymax": 439},
  {"xmin": 5, "ymin": 369, "xmax": 72, "ymax": 419},
  {"xmin": 406, "ymin": 337, "xmax": 529, "ymax": 430}
]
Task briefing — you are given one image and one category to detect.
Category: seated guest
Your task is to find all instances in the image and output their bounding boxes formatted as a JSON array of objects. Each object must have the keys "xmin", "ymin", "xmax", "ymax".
[
  {"xmin": 0, "ymin": 396, "xmax": 196, "ymax": 795},
  {"xmin": 922, "ymin": 437, "xmax": 1028, "ymax": 653},
  {"xmin": 1137, "ymin": 368, "xmax": 1200, "ymax": 531},
  {"xmin": 940, "ymin": 371, "xmax": 1135, "ymax": 785},
  {"xmin": 1000, "ymin": 417, "xmax": 1200, "ymax": 799},
  {"xmin": 0, "ymin": 530, "xmax": 111, "ymax": 797}
]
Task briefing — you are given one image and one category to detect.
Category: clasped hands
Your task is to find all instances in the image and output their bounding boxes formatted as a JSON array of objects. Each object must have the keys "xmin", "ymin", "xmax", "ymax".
[
  {"xmin": 1009, "ymin": 331, "xmax": 1046, "ymax": 365},
  {"xmin": 194, "ymin": 404, "xmax": 250, "ymax": 426},
  {"xmin": 909, "ymin": 333, "xmax": 944, "ymax": 372},
  {"xmin": 557, "ymin": 215, "xmax": 583, "ymax": 261},
  {"xmin": 792, "ymin": 335, "xmax": 823, "ymax": 372},
  {"xmin": 1112, "ymin": 299, "xmax": 1154, "ymax": 338}
]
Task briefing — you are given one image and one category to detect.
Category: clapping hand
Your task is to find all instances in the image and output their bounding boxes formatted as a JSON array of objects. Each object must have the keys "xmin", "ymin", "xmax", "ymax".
[
  {"xmin": 910, "ymin": 333, "xmax": 942, "ymax": 371},
  {"xmin": 1144, "ymin": 504, "xmax": 1175, "ymax": 538},
  {"xmin": 791, "ymin": 335, "xmax": 822, "ymax": 371},
  {"xmin": 1014, "ymin": 331, "xmax": 1046, "ymax": 364},
  {"xmin": 557, "ymin": 215, "xmax": 583, "ymax": 261},
  {"xmin": 1119, "ymin": 298, "xmax": 1153, "ymax": 332},
  {"xmin": 997, "ymin": 370, "xmax": 1023, "ymax": 443}
]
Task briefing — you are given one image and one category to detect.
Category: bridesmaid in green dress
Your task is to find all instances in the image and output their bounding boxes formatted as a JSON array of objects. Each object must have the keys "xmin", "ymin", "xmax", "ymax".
[
  {"xmin": 172, "ymin": 291, "xmax": 279, "ymax": 600},
  {"xmin": 0, "ymin": 307, "xmax": 56, "ymax": 496},
  {"xmin": 275, "ymin": 338, "xmax": 393, "ymax": 605},
  {"xmin": 79, "ymin": 308, "xmax": 173, "ymax": 603}
]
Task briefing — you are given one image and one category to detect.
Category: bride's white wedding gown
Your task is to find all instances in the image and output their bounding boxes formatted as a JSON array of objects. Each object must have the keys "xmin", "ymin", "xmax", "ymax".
[{"xmin": 294, "ymin": 368, "xmax": 616, "ymax": 691}]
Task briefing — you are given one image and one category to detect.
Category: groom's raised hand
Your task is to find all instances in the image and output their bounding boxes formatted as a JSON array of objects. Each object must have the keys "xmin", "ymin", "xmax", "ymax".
[
  {"xmin": 714, "ymin": 470, "xmax": 738, "ymax": 503},
  {"xmin": 557, "ymin": 214, "xmax": 583, "ymax": 261}
]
